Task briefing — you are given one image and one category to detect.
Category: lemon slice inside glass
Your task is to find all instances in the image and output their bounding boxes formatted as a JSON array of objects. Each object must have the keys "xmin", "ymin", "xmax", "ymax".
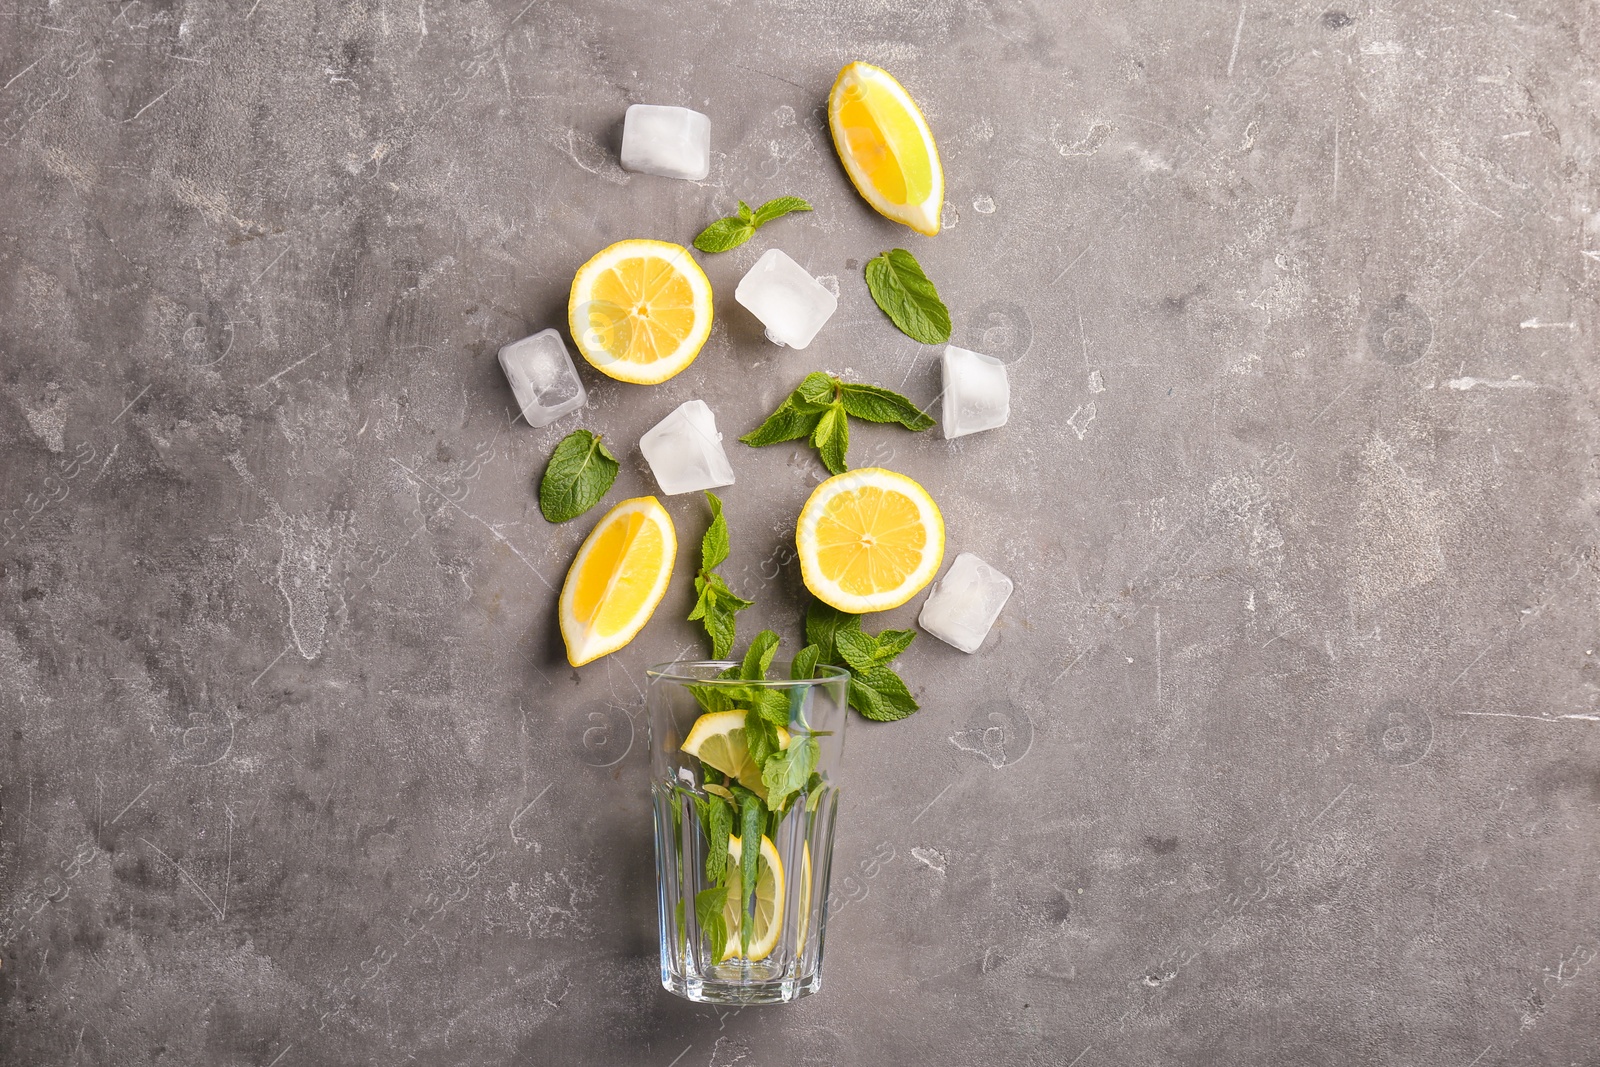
[
  {"xmin": 720, "ymin": 834, "xmax": 785, "ymax": 962},
  {"xmin": 681, "ymin": 710, "xmax": 791, "ymax": 798}
]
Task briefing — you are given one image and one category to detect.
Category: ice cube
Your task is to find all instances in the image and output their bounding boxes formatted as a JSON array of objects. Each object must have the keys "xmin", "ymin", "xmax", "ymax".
[
  {"xmin": 639, "ymin": 399, "xmax": 735, "ymax": 495},
  {"xmin": 940, "ymin": 345, "xmax": 1009, "ymax": 439},
  {"xmin": 498, "ymin": 329, "xmax": 587, "ymax": 428},
  {"xmin": 734, "ymin": 248, "xmax": 838, "ymax": 349},
  {"xmin": 620, "ymin": 104, "xmax": 711, "ymax": 181},
  {"xmin": 918, "ymin": 552, "xmax": 1013, "ymax": 653}
]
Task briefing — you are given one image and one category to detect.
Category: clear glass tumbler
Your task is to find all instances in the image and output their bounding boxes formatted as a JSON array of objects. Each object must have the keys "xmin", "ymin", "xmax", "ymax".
[{"xmin": 647, "ymin": 660, "xmax": 851, "ymax": 1004}]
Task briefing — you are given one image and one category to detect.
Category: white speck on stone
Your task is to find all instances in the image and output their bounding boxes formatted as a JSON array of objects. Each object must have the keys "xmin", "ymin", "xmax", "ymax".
[{"xmin": 1067, "ymin": 401, "xmax": 1097, "ymax": 440}]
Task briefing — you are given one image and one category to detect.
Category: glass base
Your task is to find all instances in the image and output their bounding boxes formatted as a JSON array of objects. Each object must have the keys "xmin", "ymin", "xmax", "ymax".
[{"xmin": 661, "ymin": 961, "xmax": 823, "ymax": 1005}]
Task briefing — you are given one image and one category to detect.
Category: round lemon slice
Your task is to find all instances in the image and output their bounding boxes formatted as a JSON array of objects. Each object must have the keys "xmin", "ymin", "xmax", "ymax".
[
  {"xmin": 568, "ymin": 239, "xmax": 713, "ymax": 384},
  {"xmin": 796, "ymin": 468, "xmax": 945, "ymax": 614},
  {"xmin": 558, "ymin": 496, "xmax": 677, "ymax": 666},
  {"xmin": 720, "ymin": 834, "xmax": 785, "ymax": 962},
  {"xmin": 828, "ymin": 62, "xmax": 944, "ymax": 236},
  {"xmin": 681, "ymin": 710, "xmax": 792, "ymax": 797}
]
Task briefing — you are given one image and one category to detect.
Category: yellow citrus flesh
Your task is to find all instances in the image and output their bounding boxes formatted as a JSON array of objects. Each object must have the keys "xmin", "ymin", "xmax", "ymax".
[
  {"xmin": 796, "ymin": 468, "xmax": 945, "ymax": 613},
  {"xmin": 796, "ymin": 843, "xmax": 813, "ymax": 950},
  {"xmin": 568, "ymin": 239, "xmax": 713, "ymax": 384},
  {"xmin": 680, "ymin": 711, "xmax": 791, "ymax": 798},
  {"xmin": 720, "ymin": 835, "xmax": 785, "ymax": 962},
  {"xmin": 558, "ymin": 496, "xmax": 676, "ymax": 666},
  {"xmin": 828, "ymin": 62, "xmax": 944, "ymax": 236}
]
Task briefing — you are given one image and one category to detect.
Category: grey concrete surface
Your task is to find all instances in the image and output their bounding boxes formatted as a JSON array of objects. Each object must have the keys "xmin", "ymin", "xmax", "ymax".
[{"xmin": 3, "ymin": 0, "xmax": 1598, "ymax": 1064}]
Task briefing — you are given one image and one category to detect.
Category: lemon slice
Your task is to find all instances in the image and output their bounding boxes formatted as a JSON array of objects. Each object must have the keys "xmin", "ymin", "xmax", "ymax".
[
  {"xmin": 558, "ymin": 496, "xmax": 677, "ymax": 666},
  {"xmin": 720, "ymin": 834, "xmax": 785, "ymax": 962},
  {"xmin": 568, "ymin": 239, "xmax": 713, "ymax": 384},
  {"xmin": 796, "ymin": 467, "xmax": 945, "ymax": 614},
  {"xmin": 828, "ymin": 62, "xmax": 944, "ymax": 236},
  {"xmin": 796, "ymin": 843, "xmax": 813, "ymax": 950},
  {"xmin": 681, "ymin": 710, "xmax": 791, "ymax": 797}
]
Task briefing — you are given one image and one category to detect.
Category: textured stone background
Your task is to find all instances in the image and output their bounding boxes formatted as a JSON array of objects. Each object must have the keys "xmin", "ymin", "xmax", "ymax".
[{"xmin": 3, "ymin": 0, "xmax": 1599, "ymax": 1064}]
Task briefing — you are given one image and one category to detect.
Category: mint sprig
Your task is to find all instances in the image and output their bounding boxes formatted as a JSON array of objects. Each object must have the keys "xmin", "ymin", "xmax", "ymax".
[
  {"xmin": 693, "ymin": 196, "xmax": 813, "ymax": 253},
  {"xmin": 695, "ymin": 884, "xmax": 729, "ymax": 962},
  {"xmin": 803, "ymin": 600, "xmax": 920, "ymax": 721},
  {"xmin": 687, "ymin": 492, "xmax": 753, "ymax": 659},
  {"xmin": 761, "ymin": 735, "xmax": 819, "ymax": 811},
  {"xmin": 537, "ymin": 429, "xmax": 618, "ymax": 523},
  {"xmin": 738, "ymin": 789, "xmax": 762, "ymax": 956},
  {"xmin": 864, "ymin": 248, "xmax": 952, "ymax": 344},
  {"xmin": 740, "ymin": 371, "xmax": 933, "ymax": 475}
]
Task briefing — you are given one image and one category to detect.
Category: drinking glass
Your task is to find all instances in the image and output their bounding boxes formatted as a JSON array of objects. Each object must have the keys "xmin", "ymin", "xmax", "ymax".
[{"xmin": 647, "ymin": 660, "xmax": 850, "ymax": 1004}]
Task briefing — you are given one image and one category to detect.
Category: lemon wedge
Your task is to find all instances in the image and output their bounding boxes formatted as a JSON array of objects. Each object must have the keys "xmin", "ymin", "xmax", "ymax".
[
  {"xmin": 720, "ymin": 834, "xmax": 785, "ymax": 962},
  {"xmin": 681, "ymin": 710, "xmax": 792, "ymax": 797},
  {"xmin": 558, "ymin": 496, "xmax": 676, "ymax": 666},
  {"xmin": 828, "ymin": 62, "xmax": 944, "ymax": 236},
  {"xmin": 568, "ymin": 239, "xmax": 713, "ymax": 384},
  {"xmin": 796, "ymin": 467, "xmax": 945, "ymax": 614}
]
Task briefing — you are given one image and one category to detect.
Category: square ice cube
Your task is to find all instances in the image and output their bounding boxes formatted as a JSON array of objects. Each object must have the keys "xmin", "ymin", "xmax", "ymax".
[
  {"xmin": 918, "ymin": 552, "xmax": 1013, "ymax": 653},
  {"xmin": 734, "ymin": 248, "xmax": 838, "ymax": 349},
  {"xmin": 940, "ymin": 345, "xmax": 1010, "ymax": 439},
  {"xmin": 498, "ymin": 328, "xmax": 587, "ymax": 428},
  {"xmin": 620, "ymin": 104, "xmax": 711, "ymax": 181},
  {"xmin": 639, "ymin": 399, "xmax": 735, "ymax": 496}
]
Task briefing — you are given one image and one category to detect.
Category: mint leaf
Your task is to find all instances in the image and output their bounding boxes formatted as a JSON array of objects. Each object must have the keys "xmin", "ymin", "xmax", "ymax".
[
  {"xmin": 739, "ymin": 396, "xmax": 824, "ymax": 447},
  {"xmin": 693, "ymin": 195, "xmax": 812, "ymax": 254},
  {"xmin": 852, "ymin": 665, "xmax": 919, "ymax": 721},
  {"xmin": 743, "ymin": 372, "xmax": 926, "ymax": 474},
  {"xmin": 791, "ymin": 643, "xmax": 821, "ymax": 681},
  {"xmin": 705, "ymin": 794, "xmax": 732, "ymax": 883},
  {"xmin": 689, "ymin": 493, "xmax": 753, "ymax": 659},
  {"xmin": 749, "ymin": 688, "xmax": 790, "ymax": 729},
  {"xmin": 696, "ymin": 885, "xmax": 729, "ymax": 962},
  {"xmin": 538, "ymin": 430, "xmax": 619, "ymax": 523},
  {"xmin": 864, "ymin": 248, "xmax": 952, "ymax": 345},
  {"xmin": 690, "ymin": 574, "xmax": 750, "ymax": 660},
  {"xmin": 846, "ymin": 674, "xmax": 885, "ymax": 719},
  {"xmin": 810, "ymin": 403, "xmax": 849, "ymax": 475},
  {"xmin": 688, "ymin": 684, "xmax": 734, "ymax": 714},
  {"xmin": 840, "ymin": 382, "xmax": 935, "ymax": 431},
  {"xmin": 805, "ymin": 601, "xmax": 921, "ymax": 721},
  {"xmin": 701, "ymin": 491, "xmax": 732, "ymax": 569},
  {"xmin": 874, "ymin": 629, "xmax": 917, "ymax": 663},
  {"xmin": 761, "ymin": 735, "xmax": 819, "ymax": 811},
  {"xmin": 837, "ymin": 626, "xmax": 916, "ymax": 670},
  {"xmin": 834, "ymin": 628, "xmax": 879, "ymax": 674},
  {"xmin": 693, "ymin": 217, "xmax": 755, "ymax": 253},
  {"xmin": 806, "ymin": 600, "xmax": 862, "ymax": 664},
  {"xmin": 796, "ymin": 371, "xmax": 836, "ymax": 408},
  {"xmin": 741, "ymin": 630, "xmax": 781, "ymax": 680},
  {"xmin": 744, "ymin": 708, "xmax": 783, "ymax": 767},
  {"xmin": 739, "ymin": 794, "xmax": 762, "ymax": 956},
  {"xmin": 753, "ymin": 196, "xmax": 812, "ymax": 226}
]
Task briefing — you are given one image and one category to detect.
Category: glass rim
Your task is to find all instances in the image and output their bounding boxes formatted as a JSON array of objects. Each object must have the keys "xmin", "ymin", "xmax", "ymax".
[{"xmin": 645, "ymin": 660, "xmax": 851, "ymax": 688}]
